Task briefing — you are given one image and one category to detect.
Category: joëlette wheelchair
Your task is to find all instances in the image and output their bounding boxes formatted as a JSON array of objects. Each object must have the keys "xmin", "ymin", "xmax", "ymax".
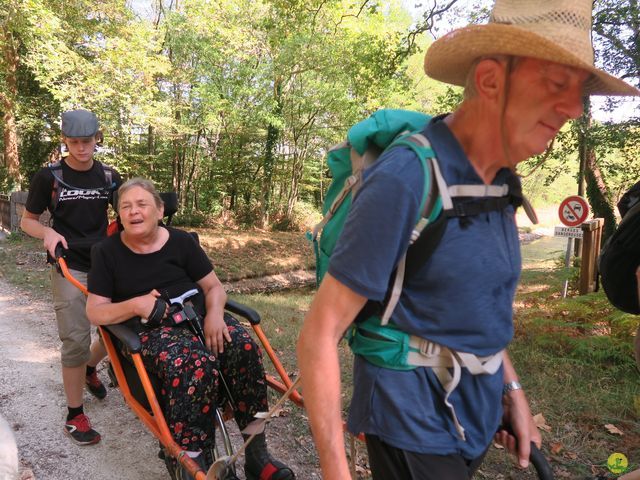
[{"xmin": 55, "ymin": 192, "xmax": 303, "ymax": 480}]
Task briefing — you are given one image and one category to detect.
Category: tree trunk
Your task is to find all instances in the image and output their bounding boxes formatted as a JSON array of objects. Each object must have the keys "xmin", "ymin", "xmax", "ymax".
[
  {"xmin": 286, "ymin": 144, "xmax": 307, "ymax": 221},
  {"xmin": 576, "ymin": 98, "xmax": 616, "ymax": 242},
  {"xmin": 260, "ymin": 79, "xmax": 283, "ymax": 228},
  {"xmin": 586, "ymin": 150, "xmax": 617, "ymax": 241},
  {"xmin": 185, "ymin": 131, "xmax": 200, "ymax": 210},
  {"xmin": 576, "ymin": 98, "xmax": 589, "ymax": 198},
  {"xmin": 0, "ymin": 24, "xmax": 20, "ymax": 187},
  {"xmin": 147, "ymin": 125, "xmax": 155, "ymax": 171}
]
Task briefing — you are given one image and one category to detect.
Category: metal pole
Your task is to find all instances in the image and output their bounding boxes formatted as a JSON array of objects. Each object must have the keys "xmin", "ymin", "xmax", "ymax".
[{"xmin": 562, "ymin": 237, "xmax": 574, "ymax": 298}]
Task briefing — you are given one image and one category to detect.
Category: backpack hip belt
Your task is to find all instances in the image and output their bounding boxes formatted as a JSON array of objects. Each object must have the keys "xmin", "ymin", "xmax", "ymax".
[
  {"xmin": 349, "ymin": 318, "xmax": 503, "ymax": 441},
  {"xmin": 407, "ymin": 335, "xmax": 504, "ymax": 441}
]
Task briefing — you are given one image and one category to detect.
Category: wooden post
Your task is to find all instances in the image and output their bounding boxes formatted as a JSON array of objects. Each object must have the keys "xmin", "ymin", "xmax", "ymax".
[{"xmin": 578, "ymin": 218, "xmax": 604, "ymax": 295}]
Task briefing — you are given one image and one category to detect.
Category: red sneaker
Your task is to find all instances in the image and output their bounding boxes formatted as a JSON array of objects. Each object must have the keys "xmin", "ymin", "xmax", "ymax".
[
  {"xmin": 85, "ymin": 371, "xmax": 107, "ymax": 399},
  {"xmin": 64, "ymin": 414, "xmax": 101, "ymax": 445}
]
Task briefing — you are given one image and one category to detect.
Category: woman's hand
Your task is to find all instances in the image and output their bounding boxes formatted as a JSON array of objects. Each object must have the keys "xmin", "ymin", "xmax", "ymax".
[
  {"xmin": 203, "ymin": 312, "xmax": 231, "ymax": 355},
  {"xmin": 494, "ymin": 389, "xmax": 541, "ymax": 468},
  {"xmin": 138, "ymin": 289, "xmax": 168, "ymax": 324}
]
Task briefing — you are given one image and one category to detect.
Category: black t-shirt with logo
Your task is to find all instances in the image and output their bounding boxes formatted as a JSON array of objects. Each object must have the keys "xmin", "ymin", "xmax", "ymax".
[{"xmin": 25, "ymin": 159, "xmax": 122, "ymax": 271}]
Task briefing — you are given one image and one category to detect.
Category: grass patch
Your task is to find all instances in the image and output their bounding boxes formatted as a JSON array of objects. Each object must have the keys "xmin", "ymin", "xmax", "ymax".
[{"xmin": 0, "ymin": 233, "xmax": 50, "ymax": 299}]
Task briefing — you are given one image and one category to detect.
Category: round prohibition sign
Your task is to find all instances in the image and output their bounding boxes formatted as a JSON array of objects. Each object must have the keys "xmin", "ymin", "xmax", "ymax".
[{"xmin": 558, "ymin": 195, "xmax": 589, "ymax": 227}]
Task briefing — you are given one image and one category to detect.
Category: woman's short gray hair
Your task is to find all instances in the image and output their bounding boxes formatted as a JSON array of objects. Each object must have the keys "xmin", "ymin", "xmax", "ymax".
[{"xmin": 117, "ymin": 178, "xmax": 164, "ymax": 212}]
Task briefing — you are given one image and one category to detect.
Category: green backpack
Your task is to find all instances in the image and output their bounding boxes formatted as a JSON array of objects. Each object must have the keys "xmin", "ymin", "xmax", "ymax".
[
  {"xmin": 310, "ymin": 109, "xmax": 441, "ymax": 286},
  {"xmin": 310, "ymin": 108, "xmax": 533, "ymax": 325}
]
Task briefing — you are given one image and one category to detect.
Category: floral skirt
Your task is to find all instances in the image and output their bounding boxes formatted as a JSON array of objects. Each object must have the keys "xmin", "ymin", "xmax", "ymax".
[{"xmin": 135, "ymin": 313, "xmax": 268, "ymax": 451}]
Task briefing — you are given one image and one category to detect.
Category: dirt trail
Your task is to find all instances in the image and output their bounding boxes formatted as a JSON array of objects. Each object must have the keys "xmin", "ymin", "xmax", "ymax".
[{"xmin": 0, "ymin": 278, "xmax": 319, "ymax": 480}]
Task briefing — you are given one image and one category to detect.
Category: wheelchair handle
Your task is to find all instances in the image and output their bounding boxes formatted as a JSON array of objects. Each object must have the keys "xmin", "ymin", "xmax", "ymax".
[
  {"xmin": 168, "ymin": 288, "xmax": 199, "ymax": 307},
  {"xmin": 53, "ymin": 237, "xmax": 103, "ymax": 260},
  {"xmin": 499, "ymin": 424, "xmax": 554, "ymax": 480},
  {"xmin": 54, "ymin": 242, "xmax": 65, "ymax": 260},
  {"xmin": 530, "ymin": 442, "xmax": 554, "ymax": 480}
]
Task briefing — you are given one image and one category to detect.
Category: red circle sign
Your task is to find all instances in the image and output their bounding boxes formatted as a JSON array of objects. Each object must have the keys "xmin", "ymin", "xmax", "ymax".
[{"xmin": 558, "ymin": 196, "xmax": 589, "ymax": 226}]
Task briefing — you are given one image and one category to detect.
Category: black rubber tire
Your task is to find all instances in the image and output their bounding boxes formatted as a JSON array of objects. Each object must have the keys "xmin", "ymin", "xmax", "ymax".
[{"xmin": 160, "ymin": 448, "xmax": 178, "ymax": 480}]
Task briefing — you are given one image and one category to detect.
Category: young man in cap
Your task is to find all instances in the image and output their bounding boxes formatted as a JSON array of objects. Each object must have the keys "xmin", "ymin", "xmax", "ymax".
[
  {"xmin": 21, "ymin": 109, "xmax": 122, "ymax": 445},
  {"xmin": 297, "ymin": 0, "xmax": 639, "ymax": 478}
]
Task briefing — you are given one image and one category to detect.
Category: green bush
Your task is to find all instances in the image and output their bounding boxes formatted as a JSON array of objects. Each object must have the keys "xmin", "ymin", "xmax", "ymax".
[
  {"xmin": 172, "ymin": 209, "xmax": 211, "ymax": 227},
  {"xmin": 271, "ymin": 201, "xmax": 322, "ymax": 232}
]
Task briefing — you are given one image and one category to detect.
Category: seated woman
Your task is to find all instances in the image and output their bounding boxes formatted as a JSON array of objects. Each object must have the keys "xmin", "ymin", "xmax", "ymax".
[{"xmin": 86, "ymin": 177, "xmax": 294, "ymax": 480}]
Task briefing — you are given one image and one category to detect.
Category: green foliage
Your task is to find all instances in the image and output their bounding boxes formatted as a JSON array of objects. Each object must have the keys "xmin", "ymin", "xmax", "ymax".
[
  {"xmin": 4, "ymin": 0, "xmax": 640, "ymax": 231},
  {"xmin": 171, "ymin": 209, "xmax": 213, "ymax": 228},
  {"xmin": 0, "ymin": 165, "xmax": 17, "ymax": 192},
  {"xmin": 271, "ymin": 200, "xmax": 322, "ymax": 232}
]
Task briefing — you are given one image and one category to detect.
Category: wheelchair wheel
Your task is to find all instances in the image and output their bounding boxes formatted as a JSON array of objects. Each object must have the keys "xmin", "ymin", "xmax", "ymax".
[
  {"xmin": 106, "ymin": 361, "xmax": 118, "ymax": 388},
  {"xmin": 212, "ymin": 407, "xmax": 234, "ymax": 461},
  {"xmin": 159, "ymin": 406, "xmax": 236, "ymax": 479},
  {"xmin": 159, "ymin": 448, "xmax": 178, "ymax": 480}
]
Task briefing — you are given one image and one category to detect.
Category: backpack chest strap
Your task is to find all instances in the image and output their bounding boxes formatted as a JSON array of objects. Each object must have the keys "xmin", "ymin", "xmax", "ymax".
[{"xmin": 406, "ymin": 336, "xmax": 504, "ymax": 441}]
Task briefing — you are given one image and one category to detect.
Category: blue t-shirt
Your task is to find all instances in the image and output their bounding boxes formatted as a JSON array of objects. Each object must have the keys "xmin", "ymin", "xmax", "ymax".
[{"xmin": 328, "ymin": 116, "xmax": 522, "ymax": 459}]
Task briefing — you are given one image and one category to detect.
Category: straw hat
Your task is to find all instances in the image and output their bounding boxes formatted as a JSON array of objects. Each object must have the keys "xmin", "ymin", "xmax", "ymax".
[{"xmin": 424, "ymin": 0, "xmax": 639, "ymax": 96}]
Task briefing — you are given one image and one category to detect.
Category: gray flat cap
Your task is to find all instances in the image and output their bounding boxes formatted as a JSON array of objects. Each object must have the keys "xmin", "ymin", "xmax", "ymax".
[{"xmin": 61, "ymin": 109, "xmax": 99, "ymax": 137}]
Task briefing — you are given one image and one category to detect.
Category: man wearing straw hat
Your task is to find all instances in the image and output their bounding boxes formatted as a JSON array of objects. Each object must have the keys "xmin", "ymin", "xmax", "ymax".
[{"xmin": 298, "ymin": 0, "xmax": 639, "ymax": 479}]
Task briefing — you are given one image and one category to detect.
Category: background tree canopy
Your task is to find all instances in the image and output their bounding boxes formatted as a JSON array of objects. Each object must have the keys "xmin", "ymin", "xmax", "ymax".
[{"xmin": 1, "ymin": 0, "xmax": 638, "ymax": 230}]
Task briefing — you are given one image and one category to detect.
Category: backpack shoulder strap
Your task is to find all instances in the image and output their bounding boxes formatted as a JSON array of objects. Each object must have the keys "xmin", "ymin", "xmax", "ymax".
[
  {"xmin": 378, "ymin": 132, "xmax": 442, "ymax": 325},
  {"xmin": 48, "ymin": 161, "xmax": 64, "ymax": 212},
  {"xmin": 95, "ymin": 160, "xmax": 116, "ymax": 201},
  {"xmin": 99, "ymin": 161, "xmax": 114, "ymax": 190}
]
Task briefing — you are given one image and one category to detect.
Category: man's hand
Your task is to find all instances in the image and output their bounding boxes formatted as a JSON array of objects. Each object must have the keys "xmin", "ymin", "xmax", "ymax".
[
  {"xmin": 203, "ymin": 313, "xmax": 231, "ymax": 354},
  {"xmin": 43, "ymin": 227, "xmax": 67, "ymax": 259},
  {"xmin": 495, "ymin": 389, "xmax": 541, "ymax": 468}
]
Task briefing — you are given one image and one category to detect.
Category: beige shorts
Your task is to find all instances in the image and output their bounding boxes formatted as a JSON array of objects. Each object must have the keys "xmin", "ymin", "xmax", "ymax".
[{"xmin": 51, "ymin": 266, "xmax": 91, "ymax": 367}]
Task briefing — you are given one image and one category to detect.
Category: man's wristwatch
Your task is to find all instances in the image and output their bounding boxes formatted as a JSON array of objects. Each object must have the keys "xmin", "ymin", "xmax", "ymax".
[{"xmin": 503, "ymin": 380, "xmax": 522, "ymax": 396}]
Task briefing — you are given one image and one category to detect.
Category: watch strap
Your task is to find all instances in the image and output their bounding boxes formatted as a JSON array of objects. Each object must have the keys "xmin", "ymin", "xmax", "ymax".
[{"xmin": 503, "ymin": 380, "xmax": 522, "ymax": 395}]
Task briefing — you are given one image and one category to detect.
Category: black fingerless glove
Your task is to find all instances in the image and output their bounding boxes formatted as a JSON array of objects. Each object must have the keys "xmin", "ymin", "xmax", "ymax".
[{"xmin": 141, "ymin": 298, "xmax": 168, "ymax": 327}]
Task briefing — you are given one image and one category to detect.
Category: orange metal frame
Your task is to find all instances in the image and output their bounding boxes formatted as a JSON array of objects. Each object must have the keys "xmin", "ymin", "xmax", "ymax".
[{"xmin": 57, "ymin": 257, "xmax": 303, "ymax": 479}]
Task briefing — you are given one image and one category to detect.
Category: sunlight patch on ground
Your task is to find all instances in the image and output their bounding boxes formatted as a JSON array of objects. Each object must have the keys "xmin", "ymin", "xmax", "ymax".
[
  {"xmin": 201, "ymin": 235, "xmax": 278, "ymax": 250},
  {"xmin": 7, "ymin": 342, "xmax": 58, "ymax": 363},
  {"xmin": 267, "ymin": 256, "xmax": 303, "ymax": 269}
]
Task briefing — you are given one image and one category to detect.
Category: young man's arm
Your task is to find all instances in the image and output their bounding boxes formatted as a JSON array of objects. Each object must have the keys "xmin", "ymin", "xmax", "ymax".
[
  {"xmin": 496, "ymin": 351, "xmax": 541, "ymax": 468},
  {"xmin": 20, "ymin": 211, "xmax": 67, "ymax": 258},
  {"xmin": 297, "ymin": 273, "xmax": 367, "ymax": 480}
]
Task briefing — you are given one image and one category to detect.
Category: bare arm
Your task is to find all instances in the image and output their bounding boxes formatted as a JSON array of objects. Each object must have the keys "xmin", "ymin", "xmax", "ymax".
[
  {"xmin": 198, "ymin": 270, "xmax": 229, "ymax": 354},
  {"xmin": 86, "ymin": 290, "xmax": 164, "ymax": 326},
  {"xmin": 297, "ymin": 273, "xmax": 367, "ymax": 480},
  {"xmin": 20, "ymin": 211, "xmax": 67, "ymax": 258},
  {"xmin": 495, "ymin": 351, "xmax": 541, "ymax": 468}
]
